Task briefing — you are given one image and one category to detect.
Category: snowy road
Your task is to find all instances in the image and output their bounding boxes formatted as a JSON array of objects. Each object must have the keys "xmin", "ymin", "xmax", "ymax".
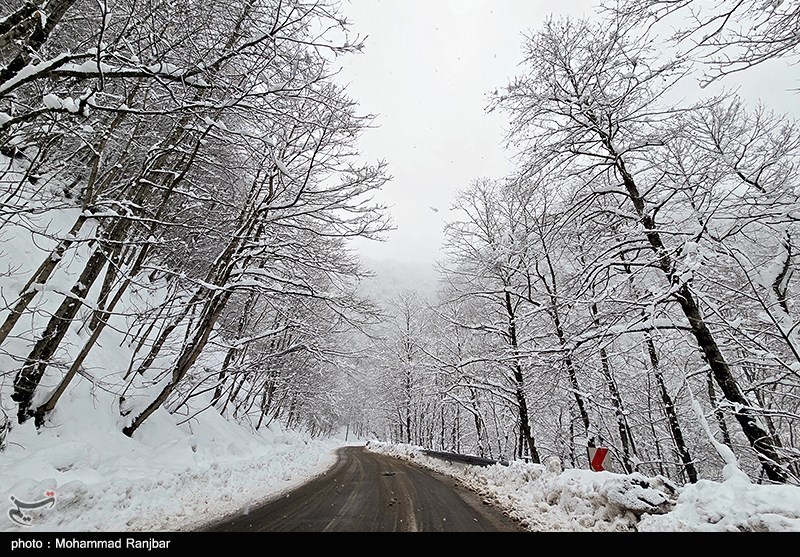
[{"xmin": 200, "ymin": 446, "xmax": 524, "ymax": 532}]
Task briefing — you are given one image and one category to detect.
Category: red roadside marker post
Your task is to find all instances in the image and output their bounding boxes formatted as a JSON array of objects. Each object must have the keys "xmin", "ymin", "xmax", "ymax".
[{"xmin": 588, "ymin": 447, "xmax": 609, "ymax": 472}]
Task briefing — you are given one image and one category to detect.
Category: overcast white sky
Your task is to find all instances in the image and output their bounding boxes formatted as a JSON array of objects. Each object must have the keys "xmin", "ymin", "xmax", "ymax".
[{"xmin": 335, "ymin": 0, "xmax": 800, "ymax": 271}]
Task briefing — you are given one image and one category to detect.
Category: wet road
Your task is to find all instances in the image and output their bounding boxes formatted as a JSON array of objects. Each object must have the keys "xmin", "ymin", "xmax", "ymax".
[{"xmin": 201, "ymin": 445, "xmax": 525, "ymax": 532}]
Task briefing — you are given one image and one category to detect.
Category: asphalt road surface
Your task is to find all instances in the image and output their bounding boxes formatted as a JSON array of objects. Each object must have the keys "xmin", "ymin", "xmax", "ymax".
[{"xmin": 202, "ymin": 445, "xmax": 526, "ymax": 532}]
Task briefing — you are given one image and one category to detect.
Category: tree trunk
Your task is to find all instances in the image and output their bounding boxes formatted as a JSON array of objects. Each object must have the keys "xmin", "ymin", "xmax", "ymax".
[
  {"xmin": 212, "ymin": 291, "xmax": 259, "ymax": 406},
  {"xmin": 590, "ymin": 301, "xmax": 637, "ymax": 473},
  {"xmin": 0, "ymin": 214, "xmax": 86, "ymax": 346},
  {"xmin": 647, "ymin": 333, "xmax": 698, "ymax": 483},
  {"xmin": 540, "ymin": 252, "xmax": 594, "ymax": 447},
  {"xmin": 504, "ymin": 290, "xmax": 540, "ymax": 464},
  {"xmin": 706, "ymin": 369, "xmax": 732, "ymax": 446},
  {"xmin": 741, "ymin": 358, "xmax": 800, "ymax": 480},
  {"xmin": 469, "ymin": 387, "xmax": 486, "ymax": 457},
  {"xmin": 122, "ymin": 290, "xmax": 231, "ymax": 437},
  {"xmin": 0, "ymin": 0, "xmax": 78, "ymax": 85}
]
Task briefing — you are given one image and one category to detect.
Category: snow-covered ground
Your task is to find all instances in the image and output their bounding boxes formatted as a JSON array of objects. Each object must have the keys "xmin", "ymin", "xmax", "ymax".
[
  {"xmin": 0, "ymin": 387, "xmax": 348, "ymax": 532},
  {"xmin": 3, "ymin": 409, "xmax": 799, "ymax": 532}
]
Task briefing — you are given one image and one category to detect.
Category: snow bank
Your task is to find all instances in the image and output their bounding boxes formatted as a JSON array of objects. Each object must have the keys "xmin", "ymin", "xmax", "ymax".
[
  {"xmin": 0, "ymin": 378, "xmax": 343, "ymax": 532},
  {"xmin": 365, "ymin": 441, "xmax": 800, "ymax": 532}
]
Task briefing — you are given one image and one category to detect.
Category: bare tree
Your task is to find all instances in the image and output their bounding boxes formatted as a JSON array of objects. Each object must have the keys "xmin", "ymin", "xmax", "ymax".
[
  {"xmin": 439, "ymin": 178, "xmax": 545, "ymax": 463},
  {"xmin": 491, "ymin": 14, "xmax": 795, "ymax": 483}
]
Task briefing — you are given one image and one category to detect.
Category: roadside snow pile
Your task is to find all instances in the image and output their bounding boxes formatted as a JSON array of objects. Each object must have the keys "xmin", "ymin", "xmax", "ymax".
[
  {"xmin": 365, "ymin": 441, "xmax": 800, "ymax": 532},
  {"xmin": 637, "ymin": 472, "xmax": 800, "ymax": 532},
  {"xmin": 0, "ymin": 381, "xmax": 343, "ymax": 532}
]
